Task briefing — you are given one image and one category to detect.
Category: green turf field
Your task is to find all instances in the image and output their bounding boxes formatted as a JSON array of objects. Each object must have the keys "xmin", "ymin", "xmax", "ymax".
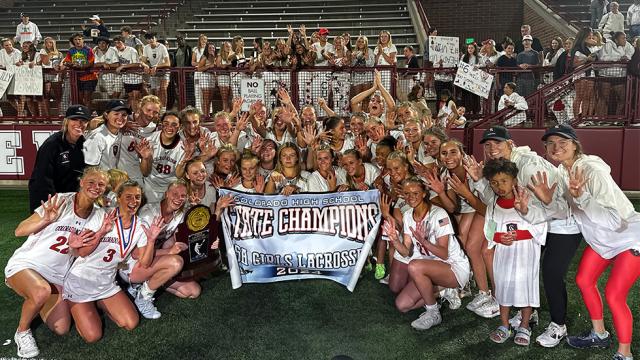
[{"xmin": 1, "ymin": 190, "xmax": 639, "ymax": 360}]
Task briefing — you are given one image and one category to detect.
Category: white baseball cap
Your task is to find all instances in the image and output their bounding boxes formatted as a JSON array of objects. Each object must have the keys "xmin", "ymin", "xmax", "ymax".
[
  {"xmin": 523, "ymin": 35, "xmax": 533, "ymax": 41},
  {"xmin": 90, "ymin": 14, "xmax": 101, "ymax": 21}
]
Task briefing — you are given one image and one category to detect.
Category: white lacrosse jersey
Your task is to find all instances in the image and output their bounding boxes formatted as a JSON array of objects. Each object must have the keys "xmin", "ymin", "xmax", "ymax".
[
  {"xmin": 63, "ymin": 215, "xmax": 149, "ymax": 302},
  {"xmin": 83, "ymin": 124, "xmax": 122, "ymax": 170},
  {"xmin": 138, "ymin": 202, "xmax": 185, "ymax": 247},
  {"xmin": 143, "ymin": 132, "xmax": 184, "ymax": 203},
  {"xmin": 4, "ymin": 193, "xmax": 105, "ymax": 286},
  {"xmin": 119, "ymin": 122, "xmax": 157, "ymax": 183}
]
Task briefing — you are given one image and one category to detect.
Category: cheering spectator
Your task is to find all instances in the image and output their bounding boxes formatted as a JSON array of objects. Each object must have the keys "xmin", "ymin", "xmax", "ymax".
[
  {"xmin": 15, "ymin": 13, "xmax": 42, "ymax": 46},
  {"xmin": 328, "ymin": 36, "xmax": 350, "ymax": 67},
  {"xmin": 479, "ymin": 39, "xmax": 500, "ymax": 67},
  {"xmin": 498, "ymin": 82, "xmax": 529, "ymax": 126},
  {"xmin": 590, "ymin": 0, "xmax": 609, "ymax": 29},
  {"xmin": 516, "ymin": 35, "xmax": 540, "ymax": 97},
  {"xmin": 38, "ymin": 37, "xmax": 64, "ymax": 114},
  {"xmin": 374, "ymin": 30, "xmax": 397, "ymax": 66},
  {"xmin": 571, "ymin": 28, "xmax": 598, "ymax": 119},
  {"xmin": 290, "ymin": 42, "xmax": 315, "ymax": 69},
  {"xmin": 81, "ymin": 14, "xmax": 109, "ymax": 42},
  {"xmin": 312, "ymin": 28, "xmax": 334, "ymax": 66},
  {"xmin": 628, "ymin": 0, "xmax": 640, "ymax": 39},
  {"xmin": 61, "ymin": 33, "xmax": 97, "ymax": 109},
  {"xmin": 515, "ymin": 25, "xmax": 543, "ymax": 53},
  {"xmin": 273, "ymin": 39, "xmax": 290, "ymax": 67},
  {"xmin": 423, "ymin": 27, "xmax": 437, "ymax": 65},
  {"xmin": 599, "ymin": 2, "xmax": 625, "ymax": 39},
  {"xmin": 114, "ymin": 36, "xmax": 144, "ymax": 112},
  {"xmin": 142, "ymin": 33, "xmax": 171, "ymax": 113}
]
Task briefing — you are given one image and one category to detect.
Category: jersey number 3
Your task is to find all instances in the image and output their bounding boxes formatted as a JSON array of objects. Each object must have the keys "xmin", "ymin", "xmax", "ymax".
[
  {"xmin": 103, "ymin": 249, "xmax": 116, "ymax": 262},
  {"xmin": 49, "ymin": 236, "xmax": 69, "ymax": 254}
]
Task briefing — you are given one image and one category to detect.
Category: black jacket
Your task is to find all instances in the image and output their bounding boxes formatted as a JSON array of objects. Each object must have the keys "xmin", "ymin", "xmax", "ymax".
[{"xmin": 28, "ymin": 131, "xmax": 86, "ymax": 212}]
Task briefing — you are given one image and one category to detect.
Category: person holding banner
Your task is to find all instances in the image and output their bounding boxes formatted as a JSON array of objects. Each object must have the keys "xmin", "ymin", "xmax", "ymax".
[
  {"xmin": 232, "ymin": 152, "xmax": 266, "ymax": 193},
  {"xmin": 184, "ymin": 159, "xmax": 218, "ymax": 209},
  {"xmin": 209, "ymin": 144, "xmax": 240, "ymax": 189},
  {"xmin": 5, "ymin": 167, "xmax": 108, "ymax": 358},
  {"xmin": 63, "ymin": 181, "xmax": 164, "ymax": 343},
  {"xmin": 383, "ymin": 176, "xmax": 470, "ymax": 330},
  {"xmin": 265, "ymin": 142, "xmax": 309, "ymax": 195},
  {"xmin": 306, "ymin": 145, "xmax": 347, "ymax": 192},
  {"xmin": 339, "ymin": 149, "xmax": 380, "ymax": 191}
]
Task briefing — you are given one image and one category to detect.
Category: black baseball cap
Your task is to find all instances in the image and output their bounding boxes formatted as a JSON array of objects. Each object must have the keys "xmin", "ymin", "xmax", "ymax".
[
  {"xmin": 479, "ymin": 126, "xmax": 511, "ymax": 144},
  {"xmin": 541, "ymin": 124, "xmax": 578, "ymax": 141},
  {"xmin": 20, "ymin": 13, "xmax": 28, "ymax": 18},
  {"xmin": 65, "ymin": 105, "xmax": 92, "ymax": 121},
  {"xmin": 105, "ymin": 99, "xmax": 132, "ymax": 114}
]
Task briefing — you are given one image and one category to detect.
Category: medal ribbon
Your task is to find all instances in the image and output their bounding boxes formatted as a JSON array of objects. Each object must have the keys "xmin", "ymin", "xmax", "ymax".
[{"xmin": 116, "ymin": 208, "xmax": 137, "ymax": 258}]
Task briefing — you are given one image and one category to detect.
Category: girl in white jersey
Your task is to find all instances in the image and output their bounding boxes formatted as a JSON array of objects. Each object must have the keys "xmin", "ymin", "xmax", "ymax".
[
  {"xmin": 265, "ymin": 143, "xmax": 309, "ymax": 195},
  {"xmin": 184, "ymin": 159, "xmax": 218, "ymax": 210},
  {"xmin": 232, "ymin": 152, "xmax": 267, "ymax": 193},
  {"xmin": 5, "ymin": 167, "xmax": 108, "ymax": 359},
  {"xmin": 384, "ymin": 177, "xmax": 470, "ymax": 331},
  {"xmin": 63, "ymin": 181, "xmax": 164, "ymax": 343}
]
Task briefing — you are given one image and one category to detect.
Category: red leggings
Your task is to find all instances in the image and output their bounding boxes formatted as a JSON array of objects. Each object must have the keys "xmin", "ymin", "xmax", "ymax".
[{"xmin": 576, "ymin": 246, "xmax": 640, "ymax": 343}]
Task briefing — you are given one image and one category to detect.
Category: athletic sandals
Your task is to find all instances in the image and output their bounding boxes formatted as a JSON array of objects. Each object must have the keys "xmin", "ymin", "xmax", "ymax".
[
  {"xmin": 15, "ymin": 329, "xmax": 39, "ymax": 359},
  {"xmin": 566, "ymin": 329, "xmax": 611, "ymax": 349},
  {"xmin": 374, "ymin": 264, "xmax": 386, "ymax": 280},
  {"xmin": 489, "ymin": 325, "xmax": 512, "ymax": 344},
  {"xmin": 514, "ymin": 326, "xmax": 532, "ymax": 346},
  {"xmin": 536, "ymin": 322, "xmax": 567, "ymax": 348}
]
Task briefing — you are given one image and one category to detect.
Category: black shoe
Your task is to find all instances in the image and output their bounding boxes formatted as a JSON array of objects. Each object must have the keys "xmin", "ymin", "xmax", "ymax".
[{"xmin": 566, "ymin": 329, "xmax": 611, "ymax": 349}]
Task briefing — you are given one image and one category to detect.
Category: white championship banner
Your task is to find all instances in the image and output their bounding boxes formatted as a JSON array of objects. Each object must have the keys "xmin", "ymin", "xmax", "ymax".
[
  {"xmin": 220, "ymin": 189, "xmax": 382, "ymax": 291},
  {"xmin": 454, "ymin": 60, "xmax": 495, "ymax": 99}
]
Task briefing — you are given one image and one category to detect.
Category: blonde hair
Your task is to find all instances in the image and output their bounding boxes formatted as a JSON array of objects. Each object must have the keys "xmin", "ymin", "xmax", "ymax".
[
  {"xmin": 43, "ymin": 37, "xmax": 60, "ymax": 56},
  {"xmin": 197, "ymin": 34, "xmax": 208, "ymax": 49},
  {"xmin": 377, "ymin": 30, "xmax": 393, "ymax": 47},
  {"xmin": 140, "ymin": 94, "xmax": 161, "ymax": 108},
  {"xmin": 107, "ymin": 169, "xmax": 130, "ymax": 193}
]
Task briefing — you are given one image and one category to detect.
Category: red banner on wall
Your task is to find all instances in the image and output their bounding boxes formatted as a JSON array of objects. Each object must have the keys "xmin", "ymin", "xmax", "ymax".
[{"xmin": 0, "ymin": 124, "xmax": 60, "ymax": 181}]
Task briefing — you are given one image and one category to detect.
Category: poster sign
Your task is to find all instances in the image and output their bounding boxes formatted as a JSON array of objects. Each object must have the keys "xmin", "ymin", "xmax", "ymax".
[
  {"xmin": 7, "ymin": 65, "xmax": 43, "ymax": 96},
  {"xmin": 454, "ymin": 61, "xmax": 495, "ymax": 99},
  {"xmin": 429, "ymin": 36, "xmax": 460, "ymax": 67},
  {"xmin": 240, "ymin": 78, "xmax": 265, "ymax": 111},
  {"xmin": 0, "ymin": 69, "xmax": 14, "ymax": 98},
  {"xmin": 220, "ymin": 189, "xmax": 382, "ymax": 291}
]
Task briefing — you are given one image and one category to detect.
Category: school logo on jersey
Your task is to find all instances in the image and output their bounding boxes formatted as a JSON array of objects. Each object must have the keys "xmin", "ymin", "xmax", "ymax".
[
  {"xmin": 60, "ymin": 151, "xmax": 70, "ymax": 164},
  {"xmin": 438, "ymin": 218, "xmax": 450, "ymax": 227},
  {"xmin": 113, "ymin": 144, "xmax": 119, "ymax": 156},
  {"xmin": 506, "ymin": 223, "xmax": 518, "ymax": 232}
]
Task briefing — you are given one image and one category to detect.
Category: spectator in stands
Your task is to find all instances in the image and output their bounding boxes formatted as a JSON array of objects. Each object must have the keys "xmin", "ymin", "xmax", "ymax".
[
  {"xmin": 328, "ymin": 36, "xmax": 350, "ymax": 67},
  {"xmin": 516, "ymin": 35, "xmax": 540, "ymax": 97},
  {"xmin": 515, "ymin": 25, "xmax": 543, "ymax": 53},
  {"xmin": 272, "ymin": 39, "xmax": 290, "ymax": 67},
  {"xmin": 16, "ymin": 41, "xmax": 40, "ymax": 117},
  {"xmin": 231, "ymin": 36, "xmax": 248, "ymax": 68},
  {"xmin": 342, "ymin": 33, "xmax": 353, "ymax": 52},
  {"xmin": 628, "ymin": 36, "xmax": 640, "ymax": 76},
  {"xmin": 254, "ymin": 41, "xmax": 276, "ymax": 68},
  {"xmin": 599, "ymin": 2, "xmax": 625, "ymax": 39},
  {"xmin": 460, "ymin": 43, "xmax": 481, "ymax": 114},
  {"xmin": 312, "ymin": 28, "xmax": 334, "ymax": 66},
  {"xmin": 423, "ymin": 27, "xmax": 437, "ymax": 65},
  {"xmin": 252, "ymin": 37, "xmax": 263, "ymax": 60},
  {"xmin": 216, "ymin": 41, "xmax": 234, "ymax": 111},
  {"xmin": 597, "ymin": 31, "xmax": 635, "ymax": 115},
  {"xmin": 38, "ymin": 37, "xmax": 63, "ymax": 114},
  {"xmin": 435, "ymin": 89, "xmax": 457, "ymax": 129},
  {"xmin": 81, "ymin": 15, "xmax": 109, "ymax": 43},
  {"xmin": 403, "ymin": 46, "xmax": 419, "ymax": 68},
  {"xmin": 479, "ymin": 39, "xmax": 500, "ymax": 67},
  {"xmin": 498, "ymin": 82, "xmax": 529, "ymax": 126},
  {"xmin": 497, "ymin": 36, "xmax": 514, "ymax": 54},
  {"xmin": 197, "ymin": 42, "xmax": 218, "ymax": 116},
  {"xmin": 350, "ymin": 36, "xmax": 375, "ymax": 107},
  {"xmin": 590, "ymin": 0, "xmax": 610, "ymax": 29},
  {"xmin": 290, "ymin": 42, "xmax": 315, "ymax": 70},
  {"xmin": 496, "ymin": 42, "xmax": 517, "ymax": 97},
  {"xmin": 374, "ymin": 30, "xmax": 397, "ymax": 66},
  {"xmin": 543, "ymin": 37, "xmax": 565, "ymax": 67},
  {"xmin": 571, "ymin": 28, "xmax": 598, "ymax": 119},
  {"xmin": 121, "ymin": 26, "xmax": 144, "ymax": 55},
  {"xmin": 192, "ymin": 34, "xmax": 208, "ymax": 114},
  {"xmin": 0, "ymin": 37, "xmax": 22, "ymax": 69},
  {"xmin": 628, "ymin": 0, "xmax": 640, "ymax": 39},
  {"xmin": 28, "ymin": 104, "xmax": 91, "ymax": 212},
  {"xmin": 554, "ymin": 37, "xmax": 575, "ymax": 80},
  {"xmin": 172, "ymin": 34, "xmax": 192, "ymax": 67},
  {"xmin": 93, "ymin": 37, "xmax": 121, "ymax": 100},
  {"xmin": 61, "ymin": 33, "xmax": 97, "ymax": 109},
  {"xmin": 142, "ymin": 33, "xmax": 171, "ymax": 113},
  {"xmin": 113, "ymin": 35, "xmax": 144, "ymax": 113},
  {"xmin": 15, "ymin": 13, "xmax": 41, "ymax": 46}
]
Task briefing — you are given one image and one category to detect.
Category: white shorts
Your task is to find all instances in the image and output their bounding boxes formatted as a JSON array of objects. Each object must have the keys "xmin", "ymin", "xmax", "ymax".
[
  {"xmin": 217, "ymin": 73, "xmax": 231, "ymax": 87},
  {"xmin": 62, "ymin": 272, "xmax": 121, "ymax": 303},
  {"xmin": 4, "ymin": 259, "xmax": 65, "ymax": 286},
  {"xmin": 195, "ymin": 71, "xmax": 215, "ymax": 88},
  {"xmin": 150, "ymin": 73, "xmax": 170, "ymax": 90}
]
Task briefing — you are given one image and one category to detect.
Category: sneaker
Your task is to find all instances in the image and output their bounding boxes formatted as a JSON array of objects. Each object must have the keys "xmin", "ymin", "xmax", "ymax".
[
  {"xmin": 374, "ymin": 264, "xmax": 386, "ymax": 280},
  {"xmin": 459, "ymin": 282, "xmax": 472, "ymax": 299},
  {"xmin": 473, "ymin": 295, "xmax": 500, "ymax": 318},
  {"xmin": 508, "ymin": 309, "xmax": 539, "ymax": 329},
  {"xmin": 379, "ymin": 274, "xmax": 389, "ymax": 285},
  {"xmin": 127, "ymin": 283, "xmax": 140, "ymax": 298},
  {"xmin": 536, "ymin": 322, "xmax": 568, "ymax": 348},
  {"xmin": 134, "ymin": 293, "xmax": 162, "ymax": 319},
  {"xmin": 15, "ymin": 329, "xmax": 39, "ymax": 359},
  {"xmin": 466, "ymin": 291, "xmax": 490, "ymax": 311},
  {"xmin": 566, "ymin": 329, "xmax": 611, "ymax": 349},
  {"xmin": 440, "ymin": 288, "xmax": 462, "ymax": 310},
  {"xmin": 613, "ymin": 352, "xmax": 634, "ymax": 360},
  {"xmin": 411, "ymin": 308, "xmax": 442, "ymax": 330}
]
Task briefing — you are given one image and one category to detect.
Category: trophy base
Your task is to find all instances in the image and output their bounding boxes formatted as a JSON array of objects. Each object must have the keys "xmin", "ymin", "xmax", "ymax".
[{"xmin": 176, "ymin": 257, "xmax": 222, "ymax": 282}]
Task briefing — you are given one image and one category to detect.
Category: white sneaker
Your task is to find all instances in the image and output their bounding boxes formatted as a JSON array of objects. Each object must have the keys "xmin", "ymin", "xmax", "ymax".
[
  {"xmin": 440, "ymin": 288, "xmax": 462, "ymax": 310},
  {"xmin": 536, "ymin": 322, "xmax": 567, "ymax": 348},
  {"xmin": 459, "ymin": 282, "xmax": 472, "ymax": 299},
  {"xmin": 411, "ymin": 308, "xmax": 442, "ymax": 330},
  {"xmin": 127, "ymin": 283, "xmax": 140, "ymax": 298},
  {"xmin": 509, "ymin": 309, "xmax": 539, "ymax": 329},
  {"xmin": 466, "ymin": 291, "xmax": 490, "ymax": 311},
  {"xmin": 134, "ymin": 293, "xmax": 162, "ymax": 319},
  {"xmin": 379, "ymin": 274, "xmax": 390, "ymax": 285},
  {"xmin": 15, "ymin": 329, "xmax": 39, "ymax": 359},
  {"xmin": 473, "ymin": 295, "xmax": 500, "ymax": 318}
]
